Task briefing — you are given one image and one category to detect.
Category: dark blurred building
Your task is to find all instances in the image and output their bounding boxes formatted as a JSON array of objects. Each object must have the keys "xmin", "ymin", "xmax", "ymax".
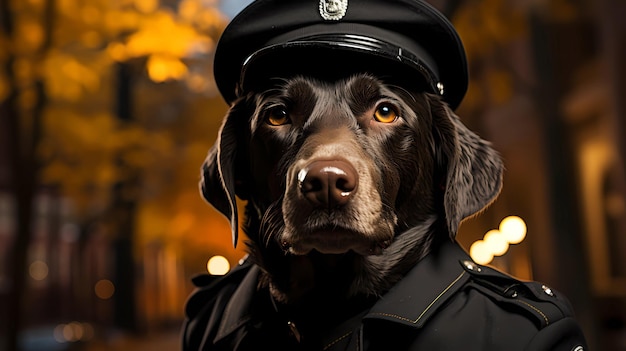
[{"xmin": 433, "ymin": 0, "xmax": 626, "ymax": 349}]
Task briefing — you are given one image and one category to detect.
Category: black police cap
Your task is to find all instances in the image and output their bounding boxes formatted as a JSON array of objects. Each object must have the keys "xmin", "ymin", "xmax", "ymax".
[{"xmin": 214, "ymin": 0, "xmax": 468, "ymax": 110}]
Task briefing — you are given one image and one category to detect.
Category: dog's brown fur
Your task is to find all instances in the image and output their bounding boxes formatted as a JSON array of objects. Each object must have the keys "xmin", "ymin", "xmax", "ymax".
[{"xmin": 201, "ymin": 73, "xmax": 502, "ymax": 329}]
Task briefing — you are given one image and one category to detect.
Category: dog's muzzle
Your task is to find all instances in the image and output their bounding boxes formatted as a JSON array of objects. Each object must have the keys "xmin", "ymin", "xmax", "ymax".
[
  {"xmin": 280, "ymin": 154, "xmax": 395, "ymax": 256},
  {"xmin": 298, "ymin": 160, "xmax": 358, "ymax": 211}
]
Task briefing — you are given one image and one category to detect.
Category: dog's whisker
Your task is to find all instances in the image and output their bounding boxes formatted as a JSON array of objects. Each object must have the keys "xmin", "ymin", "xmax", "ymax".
[{"xmin": 258, "ymin": 200, "xmax": 286, "ymax": 250}]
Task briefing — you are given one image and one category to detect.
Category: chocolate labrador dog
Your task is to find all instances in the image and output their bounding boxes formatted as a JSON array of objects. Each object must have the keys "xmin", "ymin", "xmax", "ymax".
[
  {"xmin": 202, "ymin": 73, "xmax": 500, "ymax": 301},
  {"xmin": 183, "ymin": 0, "xmax": 588, "ymax": 350}
]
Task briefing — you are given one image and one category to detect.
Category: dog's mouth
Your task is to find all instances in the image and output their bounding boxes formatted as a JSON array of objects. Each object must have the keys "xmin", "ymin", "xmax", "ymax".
[{"xmin": 282, "ymin": 226, "xmax": 391, "ymax": 256}]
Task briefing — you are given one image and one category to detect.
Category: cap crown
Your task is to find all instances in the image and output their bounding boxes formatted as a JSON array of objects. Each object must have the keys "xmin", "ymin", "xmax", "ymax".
[{"xmin": 214, "ymin": 0, "xmax": 468, "ymax": 110}]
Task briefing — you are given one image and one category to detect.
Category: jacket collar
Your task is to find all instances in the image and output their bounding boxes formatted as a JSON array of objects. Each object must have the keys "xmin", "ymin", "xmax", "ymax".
[
  {"xmin": 214, "ymin": 264, "xmax": 261, "ymax": 343},
  {"xmin": 363, "ymin": 239, "xmax": 471, "ymax": 328},
  {"xmin": 213, "ymin": 239, "xmax": 472, "ymax": 343}
]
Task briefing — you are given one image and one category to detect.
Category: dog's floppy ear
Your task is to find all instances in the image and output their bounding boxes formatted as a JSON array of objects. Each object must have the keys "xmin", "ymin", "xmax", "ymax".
[
  {"xmin": 200, "ymin": 100, "xmax": 250, "ymax": 248},
  {"xmin": 430, "ymin": 96, "xmax": 504, "ymax": 237}
]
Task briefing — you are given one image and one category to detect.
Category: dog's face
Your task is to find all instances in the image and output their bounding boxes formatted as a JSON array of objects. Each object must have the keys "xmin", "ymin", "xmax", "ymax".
[
  {"xmin": 253, "ymin": 75, "xmax": 437, "ymax": 256},
  {"xmin": 201, "ymin": 73, "xmax": 502, "ymax": 302}
]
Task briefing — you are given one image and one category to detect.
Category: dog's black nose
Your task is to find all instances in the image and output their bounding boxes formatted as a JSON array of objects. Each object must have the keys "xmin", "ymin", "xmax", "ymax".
[{"xmin": 299, "ymin": 160, "xmax": 358, "ymax": 209}]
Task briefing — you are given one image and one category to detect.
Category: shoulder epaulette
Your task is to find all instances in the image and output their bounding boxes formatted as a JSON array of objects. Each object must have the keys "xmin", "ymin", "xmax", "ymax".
[{"xmin": 459, "ymin": 260, "xmax": 575, "ymax": 329}]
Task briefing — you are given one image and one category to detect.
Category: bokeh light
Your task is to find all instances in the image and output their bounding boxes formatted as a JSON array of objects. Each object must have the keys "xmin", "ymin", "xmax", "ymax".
[
  {"xmin": 54, "ymin": 322, "xmax": 94, "ymax": 343},
  {"xmin": 207, "ymin": 255, "xmax": 230, "ymax": 275},
  {"xmin": 470, "ymin": 216, "xmax": 528, "ymax": 265},
  {"xmin": 469, "ymin": 240, "xmax": 494, "ymax": 265},
  {"xmin": 483, "ymin": 229, "xmax": 510, "ymax": 256},
  {"xmin": 499, "ymin": 216, "xmax": 527, "ymax": 244},
  {"xmin": 94, "ymin": 279, "xmax": 115, "ymax": 300},
  {"xmin": 29, "ymin": 260, "xmax": 49, "ymax": 281}
]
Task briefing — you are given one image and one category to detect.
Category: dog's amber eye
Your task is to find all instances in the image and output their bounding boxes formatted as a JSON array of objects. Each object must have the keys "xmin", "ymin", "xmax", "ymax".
[
  {"xmin": 373, "ymin": 103, "xmax": 399, "ymax": 123},
  {"xmin": 265, "ymin": 107, "xmax": 291, "ymax": 126}
]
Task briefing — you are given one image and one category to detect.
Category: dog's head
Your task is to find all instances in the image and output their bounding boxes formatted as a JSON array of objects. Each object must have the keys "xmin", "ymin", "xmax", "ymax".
[
  {"xmin": 201, "ymin": 74, "xmax": 502, "ymax": 296},
  {"xmin": 199, "ymin": 0, "xmax": 503, "ymax": 300}
]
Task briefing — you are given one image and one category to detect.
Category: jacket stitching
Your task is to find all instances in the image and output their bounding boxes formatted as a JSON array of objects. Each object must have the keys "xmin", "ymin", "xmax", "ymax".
[
  {"xmin": 515, "ymin": 299, "xmax": 549, "ymax": 325},
  {"xmin": 367, "ymin": 313, "xmax": 414, "ymax": 323},
  {"xmin": 323, "ymin": 331, "xmax": 352, "ymax": 350},
  {"xmin": 369, "ymin": 271, "xmax": 466, "ymax": 324}
]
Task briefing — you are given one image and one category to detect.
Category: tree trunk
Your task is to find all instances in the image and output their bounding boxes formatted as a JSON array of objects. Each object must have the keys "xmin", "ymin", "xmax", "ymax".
[
  {"xmin": 1, "ymin": 0, "xmax": 54, "ymax": 349},
  {"xmin": 111, "ymin": 62, "xmax": 139, "ymax": 333}
]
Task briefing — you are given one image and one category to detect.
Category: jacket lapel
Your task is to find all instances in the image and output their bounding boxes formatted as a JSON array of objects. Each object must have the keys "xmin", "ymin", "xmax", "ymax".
[
  {"xmin": 211, "ymin": 240, "xmax": 474, "ymax": 349},
  {"xmin": 363, "ymin": 240, "xmax": 471, "ymax": 328}
]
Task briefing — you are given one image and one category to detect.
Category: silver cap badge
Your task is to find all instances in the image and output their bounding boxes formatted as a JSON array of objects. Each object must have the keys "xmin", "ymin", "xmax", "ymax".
[{"xmin": 319, "ymin": 0, "xmax": 348, "ymax": 21}]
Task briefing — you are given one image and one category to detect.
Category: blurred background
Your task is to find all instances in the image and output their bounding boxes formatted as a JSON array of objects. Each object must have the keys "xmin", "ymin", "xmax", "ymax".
[{"xmin": 0, "ymin": 0, "xmax": 624, "ymax": 350}]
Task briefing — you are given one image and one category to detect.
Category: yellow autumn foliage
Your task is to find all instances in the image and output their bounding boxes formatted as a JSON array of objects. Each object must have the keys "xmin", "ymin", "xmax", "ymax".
[
  {"xmin": 14, "ymin": 19, "xmax": 45, "ymax": 54},
  {"xmin": 124, "ymin": 10, "xmax": 212, "ymax": 59},
  {"xmin": 454, "ymin": 0, "xmax": 527, "ymax": 59},
  {"xmin": 134, "ymin": 0, "xmax": 159, "ymax": 14},
  {"xmin": 39, "ymin": 111, "xmax": 123, "ymax": 215},
  {"xmin": 102, "ymin": 10, "xmax": 142, "ymax": 35},
  {"xmin": 147, "ymin": 54, "xmax": 189, "ymax": 82},
  {"xmin": 136, "ymin": 191, "xmax": 247, "ymax": 261},
  {"xmin": 179, "ymin": 0, "xmax": 227, "ymax": 31},
  {"xmin": 41, "ymin": 50, "xmax": 104, "ymax": 101}
]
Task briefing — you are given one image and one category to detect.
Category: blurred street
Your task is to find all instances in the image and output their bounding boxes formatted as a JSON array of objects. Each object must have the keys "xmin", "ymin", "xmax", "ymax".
[
  {"xmin": 83, "ymin": 329, "xmax": 181, "ymax": 351},
  {"xmin": 17, "ymin": 327, "xmax": 182, "ymax": 351}
]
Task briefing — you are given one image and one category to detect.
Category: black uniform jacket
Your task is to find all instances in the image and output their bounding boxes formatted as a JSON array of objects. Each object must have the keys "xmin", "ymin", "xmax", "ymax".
[{"xmin": 182, "ymin": 240, "xmax": 588, "ymax": 351}]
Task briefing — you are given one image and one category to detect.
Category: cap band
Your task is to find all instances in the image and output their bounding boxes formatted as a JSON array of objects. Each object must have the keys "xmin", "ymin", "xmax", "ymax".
[{"xmin": 239, "ymin": 23, "xmax": 441, "ymax": 98}]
